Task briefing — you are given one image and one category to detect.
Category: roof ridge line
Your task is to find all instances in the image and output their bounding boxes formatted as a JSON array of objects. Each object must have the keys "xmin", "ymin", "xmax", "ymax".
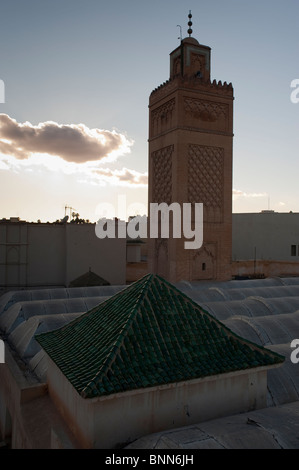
[
  {"xmin": 37, "ymin": 275, "xmax": 152, "ymax": 342},
  {"xmin": 163, "ymin": 276, "xmax": 285, "ymax": 361},
  {"xmin": 149, "ymin": 275, "xmax": 285, "ymax": 362},
  {"xmin": 81, "ymin": 274, "xmax": 154, "ymax": 398},
  {"xmin": 142, "ymin": 276, "xmax": 187, "ymax": 360}
]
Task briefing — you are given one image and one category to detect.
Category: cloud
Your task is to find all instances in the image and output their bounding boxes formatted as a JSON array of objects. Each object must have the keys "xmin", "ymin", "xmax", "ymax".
[
  {"xmin": 92, "ymin": 168, "xmax": 148, "ymax": 186},
  {"xmin": 0, "ymin": 149, "xmax": 148, "ymax": 188},
  {"xmin": 233, "ymin": 189, "xmax": 268, "ymax": 200},
  {"xmin": 0, "ymin": 114, "xmax": 132, "ymax": 164}
]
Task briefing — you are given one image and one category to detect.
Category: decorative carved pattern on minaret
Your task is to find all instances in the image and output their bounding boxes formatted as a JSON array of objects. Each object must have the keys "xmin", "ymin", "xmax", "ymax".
[
  {"xmin": 152, "ymin": 145, "xmax": 173, "ymax": 204},
  {"xmin": 155, "ymin": 238, "xmax": 168, "ymax": 257},
  {"xmin": 191, "ymin": 243, "xmax": 216, "ymax": 280},
  {"xmin": 155, "ymin": 238, "xmax": 169, "ymax": 279},
  {"xmin": 191, "ymin": 53, "xmax": 204, "ymax": 71},
  {"xmin": 184, "ymin": 97, "xmax": 228, "ymax": 124},
  {"xmin": 188, "ymin": 144, "xmax": 224, "ymax": 222},
  {"xmin": 193, "ymin": 243, "xmax": 216, "ymax": 262},
  {"xmin": 151, "ymin": 98, "xmax": 175, "ymax": 137},
  {"xmin": 173, "ymin": 57, "xmax": 181, "ymax": 77}
]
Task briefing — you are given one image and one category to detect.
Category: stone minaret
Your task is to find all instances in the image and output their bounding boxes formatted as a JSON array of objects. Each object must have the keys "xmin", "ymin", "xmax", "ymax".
[{"xmin": 148, "ymin": 12, "xmax": 234, "ymax": 283}]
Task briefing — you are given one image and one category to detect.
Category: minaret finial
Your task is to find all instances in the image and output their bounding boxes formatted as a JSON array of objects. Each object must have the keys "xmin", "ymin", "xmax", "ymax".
[{"xmin": 187, "ymin": 10, "xmax": 193, "ymax": 37}]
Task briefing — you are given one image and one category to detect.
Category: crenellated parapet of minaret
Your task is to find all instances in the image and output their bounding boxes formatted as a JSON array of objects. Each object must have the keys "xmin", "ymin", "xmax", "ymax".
[{"xmin": 150, "ymin": 75, "xmax": 233, "ymax": 105}]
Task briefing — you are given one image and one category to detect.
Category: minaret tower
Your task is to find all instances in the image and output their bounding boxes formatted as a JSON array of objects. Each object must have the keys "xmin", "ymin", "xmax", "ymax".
[{"xmin": 148, "ymin": 12, "xmax": 234, "ymax": 282}]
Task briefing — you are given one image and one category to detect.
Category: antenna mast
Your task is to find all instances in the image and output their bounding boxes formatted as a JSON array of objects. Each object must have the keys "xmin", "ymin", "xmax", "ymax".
[
  {"xmin": 65, "ymin": 205, "xmax": 76, "ymax": 219},
  {"xmin": 177, "ymin": 24, "xmax": 182, "ymax": 42}
]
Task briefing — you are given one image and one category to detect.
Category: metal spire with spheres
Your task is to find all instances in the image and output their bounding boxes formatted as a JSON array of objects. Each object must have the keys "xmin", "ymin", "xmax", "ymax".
[
  {"xmin": 177, "ymin": 11, "xmax": 194, "ymax": 44},
  {"xmin": 187, "ymin": 10, "xmax": 193, "ymax": 36}
]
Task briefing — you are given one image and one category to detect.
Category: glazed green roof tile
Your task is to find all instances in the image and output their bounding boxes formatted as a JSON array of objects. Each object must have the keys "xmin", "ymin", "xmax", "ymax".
[
  {"xmin": 35, "ymin": 274, "xmax": 284, "ymax": 398},
  {"xmin": 68, "ymin": 270, "xmax": 110, "ymax": 287}
]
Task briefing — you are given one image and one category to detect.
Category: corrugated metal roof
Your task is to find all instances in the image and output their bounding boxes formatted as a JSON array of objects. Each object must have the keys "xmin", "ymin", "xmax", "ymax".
[{"xmin": 126, "ymin": 400, "xmax": 299, "ymax": 449}]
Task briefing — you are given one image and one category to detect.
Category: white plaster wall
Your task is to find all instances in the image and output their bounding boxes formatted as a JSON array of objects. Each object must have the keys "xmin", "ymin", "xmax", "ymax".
[
  {"xmin": 65, "ymin": 224, "xmax": 126, "ymax": 286},
  {"xmin": 232, "ymin": 212, "xmax": 299, "ymax": 261},
  {"xmin": 126, "ymin": 245, "xmax": 141, "ymax": 263},
  {"xmin": 92, "ymin": 369, "xmax": 267, "ymax": 448},
  {"xmin": 27, "ymin": 225, "xmax": 65, "ymax": 286},
  {"xmin": 46, "ymin": 356, "xmax": 268, "ymax": 449},
  {"xmin": 0, "ymin": 222, "xmax": 126, "ymax": 287},
  {"xmin": 46, "ymin": 359, "xmax": 93, "ymax": 448},
  {"xmin": 0, "ymin": 381, "xmax": 8, "ymax": 440},
  {"xmin": 0, "ymin": 224, "xmax": 28, "ymax": 286}
]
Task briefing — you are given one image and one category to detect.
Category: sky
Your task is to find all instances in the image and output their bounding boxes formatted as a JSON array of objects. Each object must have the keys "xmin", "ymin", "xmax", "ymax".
[{"xmin": 0, "ymin": 0, "xmax": 298, "ymax": 222}]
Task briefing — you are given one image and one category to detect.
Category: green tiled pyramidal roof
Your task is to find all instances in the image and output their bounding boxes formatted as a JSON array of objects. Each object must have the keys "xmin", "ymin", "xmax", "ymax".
[
  {"xmin": 69, "ymin": 270, "xmax": 110, "ymax": 288},
  {"xmin": 35, "ymin": 274, "xmax": 284, "ymax": 398}
]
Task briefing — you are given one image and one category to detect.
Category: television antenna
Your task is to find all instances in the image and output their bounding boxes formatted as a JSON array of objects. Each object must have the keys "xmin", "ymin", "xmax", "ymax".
[{"xmin": 65, "ymin": 205, "xmax": 77, "ymax": 219}]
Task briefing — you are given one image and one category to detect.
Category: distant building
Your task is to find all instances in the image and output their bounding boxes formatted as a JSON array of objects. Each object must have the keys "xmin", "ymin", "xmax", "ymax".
[
  {"xmin": 126, "ymin": 212, "xmax": 299, "ymax": 282},
  {"xmin": 232, "ymin": 212, "xmax": 299, "ymax": 278},
  {"xmin": 0, "ymin": 218, "xmax": 126, "ymax": 288},
  {"xmin": 233, "ymin": 212, "xmax": 299, "ymax": 261}
]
